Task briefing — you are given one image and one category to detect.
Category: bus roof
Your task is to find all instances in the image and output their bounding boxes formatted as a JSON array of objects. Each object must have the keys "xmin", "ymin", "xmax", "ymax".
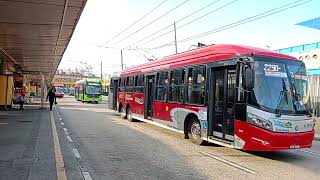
[
  {"xmin": 53, "ymin": 83, "xmax": 64, "ymax": 87},
  {"xmin": 120, "ymin": 44, "xmax": 297, "ymax": 76},
  {"xmin": 74, "ymin": 78, "xmax": 101, "ymax": 85}
]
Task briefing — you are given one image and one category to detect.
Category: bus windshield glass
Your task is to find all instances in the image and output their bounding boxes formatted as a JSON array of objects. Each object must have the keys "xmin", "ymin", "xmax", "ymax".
[
  {"xmin": 55, "ymin": 87, "xmax": 64, "ymax": 93},
  {"xmin": 250, "ymin": 56, "xmax": 308, "ymax": 115},
  {"xmin": 86, "ymin": 85, "xmax": 101, "ymax": 95}
]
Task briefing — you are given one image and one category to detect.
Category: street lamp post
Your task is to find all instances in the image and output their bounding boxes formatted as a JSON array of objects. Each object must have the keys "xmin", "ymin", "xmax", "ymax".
[{"xmin": 120, "ymin": 49, "xmax": 124, "ymax": 70}]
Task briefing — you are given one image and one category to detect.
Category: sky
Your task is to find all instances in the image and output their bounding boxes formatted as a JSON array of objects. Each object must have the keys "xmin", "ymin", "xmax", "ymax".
[{"xmin": 60, "ymin": 0, "xmax": 320, "ymax": 77}]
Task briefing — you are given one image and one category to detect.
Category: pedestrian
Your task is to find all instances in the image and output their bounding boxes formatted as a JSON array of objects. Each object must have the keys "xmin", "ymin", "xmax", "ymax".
[
  {"xmin": 19, "ymin": 85, "xmax": 27, "ymax": 110},
  {"xmin": 47, "ymin": 88, "xmax": 56, "ymax": 110},
  {"xmin": 19, "ymin": 94, "xmax": 25, "ymax": 110},
  {"xmin": 52, "ymin": 86, "xmax": 57, "ymax": 104}
]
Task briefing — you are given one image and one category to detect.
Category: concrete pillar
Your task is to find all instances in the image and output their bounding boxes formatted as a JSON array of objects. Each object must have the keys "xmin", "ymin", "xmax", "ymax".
[
  {"xmin": 0, "ymin": 57, "xmax": 4, "ymax": 75},
  {"xmin": 0, "ymin": 75, "xmax": 13, "ymax": 109}
]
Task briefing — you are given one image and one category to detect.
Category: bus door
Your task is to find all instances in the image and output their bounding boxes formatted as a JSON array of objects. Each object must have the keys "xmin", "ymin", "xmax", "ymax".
[
  {"xmin": 108, "ymin": 78, "xmax": 119, "ymax": 110},
  {"xmin": 209, "ymin": 66, "xmax": 236, "ymax": 141},
  {"xmin": 144, "ymin": 75, "xmax": 155, "ymax": 119}
]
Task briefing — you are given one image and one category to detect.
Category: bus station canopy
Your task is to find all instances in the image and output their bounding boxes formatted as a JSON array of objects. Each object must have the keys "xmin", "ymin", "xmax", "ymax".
[{"xmin": 0, "ymin": 0, "xmax": 87, "ymax": 84}]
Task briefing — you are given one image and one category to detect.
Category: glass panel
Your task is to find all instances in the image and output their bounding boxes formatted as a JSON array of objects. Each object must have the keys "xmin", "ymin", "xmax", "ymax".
[
  {"xmin": 158, "ymin": 71, "xmax": 168, "ymax": 85},
  {"xmin": 169, "ymin": 86, "xmax": 184, "ymax": 103},
  {"xmin": 170, "ymin": 69, "xmax": 184, "ymax": 85},
  {"xmin": 156, "ymin": 87, "xmax": 167, "ymax": 101},
  {"xmin": 86, "ymin": 85, "xmax": 101, "ymax": 95},
  {"xmin": 186, "ymin": 85, "xmax": 205, "ymax": 104}
]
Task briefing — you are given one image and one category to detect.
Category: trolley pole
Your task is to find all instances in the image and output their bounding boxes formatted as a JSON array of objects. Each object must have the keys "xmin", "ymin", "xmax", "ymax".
[{"xmin": 174, "ymin": 21, "xmax": 178, "ymax": 54}]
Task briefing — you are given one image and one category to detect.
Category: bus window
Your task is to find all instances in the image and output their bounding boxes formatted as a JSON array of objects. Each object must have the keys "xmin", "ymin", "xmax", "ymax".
[
  {"xmin": 186, "ymin": 66, "xmax": 206, "ymax": 105},
  {"xmin": 169, "ymin": 69, "xmax": 185, "ymax": 103},
  {"xmin": 134, "ymin": 75, "xmax": 144, "ymax": 93},
  {"xmin": 119, "ymin": 77, "xmax": 126, "ymax": 92},
  {"xmin": 155, "ymin": 71, "xmax": 168, "ymax": 101},
  {"xmin": 126, "ymin": 76, "xmax": 134, "ymax": 92}
]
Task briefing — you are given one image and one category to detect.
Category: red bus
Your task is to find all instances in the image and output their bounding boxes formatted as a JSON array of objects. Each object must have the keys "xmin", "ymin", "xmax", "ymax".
[
  {"xmin": 108, "ymin": 44, "xmax": 315, "ymax": 151},
  {"xmin": 53, "ymin": 83, "xmax": 65, "ymax": 98}
]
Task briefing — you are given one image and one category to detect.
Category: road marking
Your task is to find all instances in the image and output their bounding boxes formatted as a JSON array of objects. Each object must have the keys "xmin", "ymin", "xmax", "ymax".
[
  {"xmin": 50, "ymin": 111, "xmax": 67, "ymax": 180},
  {"xmin": 59, "ymin": 117, "xmax": 63, "ymax": 121},
  {"xmin": 60, "ymin": 122, "xmax": 65, "ymax": 126},
  {"xmin": 134, "ymin": 124, "xmax": 152, "ymax": 133},
  {"xmin": 63, "ymin": 128, "xmax": 67, "ymax": 132},
  {"xmin": 199, "ymin": 151, "xmax": 256, "ymax": 174},
  {"xmin": 82, "ymin": 171, "xmax": 93, "ymax": 180},
  {"xmin": 65, "ymin": 132, "xmax": 69, "ymax": 136},
  {"xmin": 0, "ymin": 123, "xmax": 8, "ymax": 125},
  {"xmin": 298, "ymin": 149, "xmax": 320, "ymax": 156},
  {"xmin": 73, "ymin": 148, "xmax": 81, "ymax": 159},
  {"xmin": 66, "ymin": 135, "xmax": 73, "ymax": 142}
]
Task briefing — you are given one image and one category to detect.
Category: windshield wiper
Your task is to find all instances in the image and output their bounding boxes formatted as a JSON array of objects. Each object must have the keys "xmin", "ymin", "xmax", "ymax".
[{"xmin": 275, "ymin": 79, "xmax": 288, "ymax": 117}]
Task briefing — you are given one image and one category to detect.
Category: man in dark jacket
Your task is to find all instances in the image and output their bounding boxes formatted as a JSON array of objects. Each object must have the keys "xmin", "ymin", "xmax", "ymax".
[{"xmin": 47, "ymin": 88, "xmax": 56, "ymax": 110}]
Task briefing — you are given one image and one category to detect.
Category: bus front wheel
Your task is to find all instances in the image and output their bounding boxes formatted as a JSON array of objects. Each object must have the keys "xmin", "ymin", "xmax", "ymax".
[
  {"xmin": 188, "ymin": 118, "xmax": 204, "ymax": 145},
  {"xmin": 120, "ymin": 106, "xmax": 127, "ymax": 119},
  {"xmin": 127, "ymin": 107, "xmax": 135, "ymax": 122}
]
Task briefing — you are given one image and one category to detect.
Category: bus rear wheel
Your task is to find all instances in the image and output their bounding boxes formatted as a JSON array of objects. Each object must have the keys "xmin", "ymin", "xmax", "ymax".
[
  {"xmin": 188, "ymin": 118, "xmax": 204, "ymax": 145},
  {"xmin": 120, "ymin": 106, "xmax": 127, "ymax": 119},
  {"xmin": 127, "ymin": 107, "xmax": 135, "ymax": 122}
]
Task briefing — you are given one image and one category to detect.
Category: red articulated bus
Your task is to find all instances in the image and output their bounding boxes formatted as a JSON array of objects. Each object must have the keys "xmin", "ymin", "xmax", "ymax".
[{"xmin": 108, "ymin": 44, "xmax": 315, "ymax": 151}]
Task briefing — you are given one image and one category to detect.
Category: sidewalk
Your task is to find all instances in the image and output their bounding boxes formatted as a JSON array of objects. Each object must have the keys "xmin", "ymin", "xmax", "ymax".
[
  {"xmin": 0, "ymin": 102, "xmax": 82, "ymax": 180},
  {"xmin": 0, "ymin": 104, "xmax": 54, "ymax": 179},
  {"xmin": 314, "ymin": 118, "xmax": 320, "ymax": 141}
]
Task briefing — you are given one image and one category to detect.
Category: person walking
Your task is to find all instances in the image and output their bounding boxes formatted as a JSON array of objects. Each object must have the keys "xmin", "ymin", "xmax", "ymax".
[
  {"xmin": 19, "ymin": 85, "xmax": 27, "ymax": 110},
  {"xmin": 47, "ymin": 88, "xmax": 56, "ymax": 110}
]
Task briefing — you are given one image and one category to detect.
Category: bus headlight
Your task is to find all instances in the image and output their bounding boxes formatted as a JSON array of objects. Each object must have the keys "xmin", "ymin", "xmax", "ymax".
[{"xmin": 248, "ymin": 113, "xmax": 273, "ymax": 131}]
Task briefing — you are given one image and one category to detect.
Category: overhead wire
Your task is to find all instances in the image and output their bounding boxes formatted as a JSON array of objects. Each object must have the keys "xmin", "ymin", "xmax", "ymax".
[
  {"xmin": 133, "ymin": 0, "xmax": 223, "ymax": 45},
  {"xmin": 148, "ymin": 0, "xmax": 312, "ymax": 50},
  {"xmin": 105, "ymin": 0, "xmax": 169, "ymax": 45},
  {"xmin": 112, "ymin": 0, "xmax": 192, "ymax": 45},
  {"xmin": 137, "ymin": 0, "xmax": 239, "ymax": 46}
]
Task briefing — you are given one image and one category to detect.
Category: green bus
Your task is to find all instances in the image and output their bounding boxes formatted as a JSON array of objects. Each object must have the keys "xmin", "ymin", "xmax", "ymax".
[{"xmin": 74, "ymin": 79, "xmax": 103, "ymax": 103}]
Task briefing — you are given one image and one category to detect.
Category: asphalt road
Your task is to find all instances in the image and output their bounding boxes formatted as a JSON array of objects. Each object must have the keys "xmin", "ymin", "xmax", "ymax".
[{"xmin": 55, "ymin": 96, "xmax": 320, "ymax": 180}]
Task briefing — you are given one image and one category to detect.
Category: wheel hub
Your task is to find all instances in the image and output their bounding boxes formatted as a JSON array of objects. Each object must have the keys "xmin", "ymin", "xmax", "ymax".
[{"xmin": 191, "ymin": 122, "xmax": 201, "ymax": 139}]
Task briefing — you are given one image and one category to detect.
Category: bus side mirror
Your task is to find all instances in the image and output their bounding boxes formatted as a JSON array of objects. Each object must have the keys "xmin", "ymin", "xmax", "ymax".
[{"xmin": 243, "ymin": 67, "xmax": 254, "ymax": 90}]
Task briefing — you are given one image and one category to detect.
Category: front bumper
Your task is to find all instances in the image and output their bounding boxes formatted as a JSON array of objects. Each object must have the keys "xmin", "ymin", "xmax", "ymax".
[{"xmin": 235, "ymin": 120, "xmax": 314, "ymax": 151}]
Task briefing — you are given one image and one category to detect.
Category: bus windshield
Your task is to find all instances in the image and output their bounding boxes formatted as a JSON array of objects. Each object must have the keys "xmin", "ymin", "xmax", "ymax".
[
  {"xmin": 86, "ymin": 85, "xmax": 101, "ymax": 95},
  {"xmin": 55, "ymin": 87, "xmax": 64, "ymax": 93},
  {"xmin": 250, "ymin": 56, "xmax": 308, "ymax": 115}
]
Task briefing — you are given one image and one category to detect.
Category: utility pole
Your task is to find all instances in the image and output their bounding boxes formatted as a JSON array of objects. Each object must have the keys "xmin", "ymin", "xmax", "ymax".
[
  {"xmin": 174, "ymin": 21, "xmax": 178, "ymax": 54},
  {"xmin": 120, "ymin": 49, "xmax": 124, "ymax": 70},
  {"xmin": 100, "ymin": 61, "xmax": 103, "ymax": 80}
]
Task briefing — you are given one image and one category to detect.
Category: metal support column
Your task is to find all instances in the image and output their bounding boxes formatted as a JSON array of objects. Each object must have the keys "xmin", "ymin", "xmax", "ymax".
[{"xmin": 40, "ymin": 72, "xmax": 45, "ymax": 109}]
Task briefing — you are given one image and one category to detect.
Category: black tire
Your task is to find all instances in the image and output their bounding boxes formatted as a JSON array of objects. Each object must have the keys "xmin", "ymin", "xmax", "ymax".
[
  {"xmin": 188, "ymin": 117, "xmax": 204, "ymax": 145},
  {"xmin": 127, "ymin": 107, "xmax": 135, "ymax": 122},
  {"xmin": 120, "ymin": 105, "xmax": 127, "ymax": 119}
]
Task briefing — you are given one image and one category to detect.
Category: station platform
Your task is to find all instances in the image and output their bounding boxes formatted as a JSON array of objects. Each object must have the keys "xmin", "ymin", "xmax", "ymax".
[{"xmin": 0, "ymin": 102, "xmax": 82, "ymax": 180}]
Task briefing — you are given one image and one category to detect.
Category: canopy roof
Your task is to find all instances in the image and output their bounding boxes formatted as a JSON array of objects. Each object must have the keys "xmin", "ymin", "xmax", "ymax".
[{"xmin": 0, "ymin": 0, "xmax": 87, "ymax": 84}]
